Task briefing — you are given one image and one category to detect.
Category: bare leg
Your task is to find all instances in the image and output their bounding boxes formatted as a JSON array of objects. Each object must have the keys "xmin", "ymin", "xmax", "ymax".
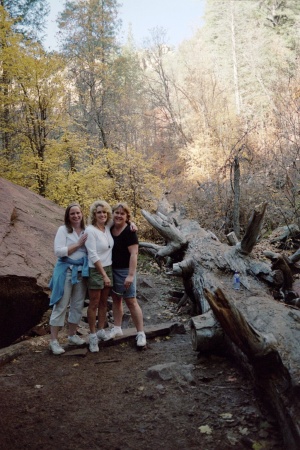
[
  {"xmin": 97, "ymin": 287, "xmax": 110, "ymax": 329},
  {"xmin": 125, "ymin": 297, "xmax": 144, "ymax": 332},
  {"xmin": 87, "ymin": 289, "xmax": 100, "ymax": 334},
  {"xmin": 68, "ymin": 323, "xmax": 78, "ymax": 336},
  {"xmin": 111, "ymin": 292, "xmax": 123, "ymax": 327},
  {"xmin": 50, "ymin": 326, "xmax": 60, "ymax": 340}
]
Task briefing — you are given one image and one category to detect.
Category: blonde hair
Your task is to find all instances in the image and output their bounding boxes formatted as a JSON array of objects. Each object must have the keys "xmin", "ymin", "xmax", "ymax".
[
  {"xmin": 89, "ymin": 200, "xmax": 112, "ymax": 225},
  {"xmin": 112, "ymin": 202, "xmax": 131, "ymax": 223}
]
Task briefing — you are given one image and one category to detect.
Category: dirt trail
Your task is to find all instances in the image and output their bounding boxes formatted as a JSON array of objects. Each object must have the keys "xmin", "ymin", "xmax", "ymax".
[{"xmin": 0, "ymin": 268, "xmax": 284, "ymax": 450}]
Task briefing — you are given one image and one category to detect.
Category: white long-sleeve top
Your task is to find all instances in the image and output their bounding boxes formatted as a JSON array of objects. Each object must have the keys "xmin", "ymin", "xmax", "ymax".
[
  {"xmin": 85, "ymin": 224, "xmax": 114, "ymax": 268},
  {"xmin": 54, "ymin": 225, "xmax": 87, "ymax": 260}
]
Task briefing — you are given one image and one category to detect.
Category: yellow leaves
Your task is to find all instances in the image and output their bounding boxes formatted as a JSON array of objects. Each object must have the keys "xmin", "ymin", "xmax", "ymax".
[
  {"xmin": 252, "ymin": 442, "xmax": 264, "ymax": 450},
  {"xmin": 198, "ymin": 425, "xmax": 212, "ymax": 434},
  {"xmin": 102, "ymin": 147, "xmax": 162, "ymax": 212}
]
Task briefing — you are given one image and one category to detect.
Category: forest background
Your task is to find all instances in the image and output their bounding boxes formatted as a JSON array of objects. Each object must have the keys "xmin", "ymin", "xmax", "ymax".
[{"xmin": 1, "ymin": 0, "xmax": 300, "ymax": 241}]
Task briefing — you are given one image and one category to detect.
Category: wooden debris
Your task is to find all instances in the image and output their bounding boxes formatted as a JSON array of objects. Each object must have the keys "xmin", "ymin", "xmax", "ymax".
[
  {"xmin": 94, "ymin": 359, "xmax": 121, "ymax": 364},
  {"xmin": 63, "ymin": 348, "xmax": 88, "ymax": 357},
  {"xmin": 203, "ymin": 287, "xmax": 300, "ymax": 450},
  {"xmin": 240, "ymin": 202, "xmax": 267, "ymax": 255},
  {"xmin": 99, "ymin": 322, "xmax": 186, "ymax": 347}
]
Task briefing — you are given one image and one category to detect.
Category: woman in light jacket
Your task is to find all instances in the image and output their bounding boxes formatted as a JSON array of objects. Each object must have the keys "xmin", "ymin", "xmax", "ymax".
[{"xmin": 49, "ymin": 203, "xmax": 88, "ymax": 355}]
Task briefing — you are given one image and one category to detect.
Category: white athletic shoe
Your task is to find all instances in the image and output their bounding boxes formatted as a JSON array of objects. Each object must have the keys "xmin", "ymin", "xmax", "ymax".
[
  {"xmin": 136, "ymin": 331, "xmax": 147, "ymax": 347},
  {"xmin": 109, "ymin": 327, "xmax": 123, "ymax": 338},
  {"xmin": 96, "ymin": 329, "xmax": 112, "ymax": 341},
  {"xmin": 89, "ymin": 334, "xmax": 99, "ymax": 353},
  {"xmin": 49, "ymin": 340, "xmax": 65, "ymax": 355},
  {"xmin": 68, "ymin": 335, "xmax": 85, "ymax": 346}
]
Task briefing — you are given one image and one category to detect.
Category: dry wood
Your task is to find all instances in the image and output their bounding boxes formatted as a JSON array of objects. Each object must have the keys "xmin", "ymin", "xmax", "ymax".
[
  {"xmin": 95, "ymin": 359, "xmax": 121, "ymax": 364},
  {"xmin": 288, "ymin": 247, "xmax": 300, "ymax": 264},
  {"xmin": 204, "ymin": 287, "xmax": 278, "ymax": 358},
  {"xmin": 0, "ymin": 340, "xmax": 34, "ymax": 367},
  {"xmin": 226, "ymin": 231, "xmax": 239, "ymax": 246},
  {"xmin": 141, "ymin": 209, "xmax": 188, "ymax": 257},
  {"xmin": 190, "ymin": 310, "xmax": 224, "ymax": 352},
  {"xmin": 263, "ymin": 251, "xmax": 294, "ymax": 291},
  {"xmin": 239, "ymin": 202, "xmax": 267, "ymax": 254},
  {"xmin": 203, "ymin": 287, "xmax": 299, "ymax": 450},
  {"xmin": 141, "ymin": 201, "xmax": 300, "ymax": 448}
]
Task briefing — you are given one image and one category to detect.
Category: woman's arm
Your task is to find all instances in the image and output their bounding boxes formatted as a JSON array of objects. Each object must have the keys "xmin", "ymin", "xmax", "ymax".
[
  {"xmin": 85, "ymin": 228, "xmax": 100, "ymax": 265},
  {"xmin": 124, "ymin": 244, "xmax": 139, "ymax": 289},
  {"xmin": 129, "ymin": 222, "xmax": 137, "ymax": 232},
  {"xmin": 85, "ymin": 227, "xmax": 110, "ymax": 285},
  {"xmin": 67, "ymin": 233, "xmax": 87, "ymax": 256},
  {"xmin": 54, "ymin": 227, "xmax": 86, "ymax": 257},
  {"xmin": 109, "ymin": 218, "xmax": 137, "ymax": 232}
]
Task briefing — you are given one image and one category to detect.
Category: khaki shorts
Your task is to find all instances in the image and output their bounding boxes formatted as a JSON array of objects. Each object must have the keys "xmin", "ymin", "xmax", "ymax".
[{"xmin": 88, "ymin": 265, "xmax": 113, "ymax": 290}]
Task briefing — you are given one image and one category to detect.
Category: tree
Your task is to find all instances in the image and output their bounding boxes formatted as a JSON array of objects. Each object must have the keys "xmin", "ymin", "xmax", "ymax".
[
  {"xmin": 0, "ymin": 41, "xmax": 74, "ymax": 197},
  {"xmin": 0, "ymin": 6, "xmax": 19, "ymax": 156},
  {"xmin": 104, "ymin": 147, "xmax": 162, "ymax": 219},
  {"xmin": 0, "ymin": 1, "xmax": 49, "ymax": 156},
  {"xmin": 1, "ymin": 0, "xmax": 49, "ymax": 40},
  {"xmin": 57, "ymin": 0, "xmax": 122, "ymax": 151}
]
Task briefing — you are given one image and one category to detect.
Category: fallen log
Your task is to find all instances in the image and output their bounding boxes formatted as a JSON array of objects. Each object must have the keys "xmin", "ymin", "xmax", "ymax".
[
  {"xmin": 190, "ymin": 310, "xmax": 224, "ymax": 352},
  {"xmin": 140, "ymin": 200, "xmax": 300, "ymax": 448},
  {"xmin": 202, "ymin": 287, "xmax": 299, "ymax": 450},
  {"xmin": 204, "ymin": 287, "xmax": 279, "ymax": 359}
]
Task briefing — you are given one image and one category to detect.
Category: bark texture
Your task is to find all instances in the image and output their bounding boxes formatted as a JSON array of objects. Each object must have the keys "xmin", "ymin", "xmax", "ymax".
[{"xmin": 140, "ymin": 200, "xmax": 300, "ymax": 449}]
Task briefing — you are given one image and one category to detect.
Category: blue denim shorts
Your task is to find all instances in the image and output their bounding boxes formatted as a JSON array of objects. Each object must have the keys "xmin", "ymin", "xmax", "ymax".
[{"xmin": 112, "ymin": 268, "xmax": 136, "ymax": 298}]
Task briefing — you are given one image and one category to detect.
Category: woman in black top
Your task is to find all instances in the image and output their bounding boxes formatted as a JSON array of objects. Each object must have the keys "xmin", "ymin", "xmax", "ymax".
[{"xmin": 109, "ymin": 202, "xmax": 146, "ymax": 347}]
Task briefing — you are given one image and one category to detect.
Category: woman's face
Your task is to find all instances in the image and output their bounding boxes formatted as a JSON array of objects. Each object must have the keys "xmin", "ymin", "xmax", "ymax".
[
  {"xmin": 113, "ymin": 207, "xmax": 127, "ymax": 225},
  {"xmin": 95, "ymin": 206, "xmax": 108, "ymax": 226},
  {"xmin": 69, "ymin": 206, "xmax": 82, "ymax": 228}
]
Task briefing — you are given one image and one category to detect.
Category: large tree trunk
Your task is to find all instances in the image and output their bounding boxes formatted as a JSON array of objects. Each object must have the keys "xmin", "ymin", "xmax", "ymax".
[{"xmin": 140, "ymin": 200, "xmax": 300, "ymax": 449}]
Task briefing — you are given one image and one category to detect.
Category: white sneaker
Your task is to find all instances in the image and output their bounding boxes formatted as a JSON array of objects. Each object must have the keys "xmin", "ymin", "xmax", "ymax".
[
  {"xmin": 136, "ymin": 331, "xmax": 146, "ymax": 347},
  {"xmin": 89, "ymin": 334, "xmax": 99, "ymax": 353},
  {"xmin": 68, "ymin": 335, "xmax": 85, "ymax": 346},
  {"xmin": 96, "ymin": 329, "xmax": 112, "ymax": 341},
  {"xmin": 49, "ymin": 340, "xmax": 65, "ymax": 355},
  {"xmin": 109, "ymin": 327, "xmax": 123, "ymax": 338}
]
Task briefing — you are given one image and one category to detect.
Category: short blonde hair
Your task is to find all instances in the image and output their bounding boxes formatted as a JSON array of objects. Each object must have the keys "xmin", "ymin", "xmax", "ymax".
[
  {"xmin": 89, "ymin": 200, "xmax": 112, "ymax": 225},
  {"xmin": 112, "ymin": 202, "xmax": 131, "ymax": 223}
]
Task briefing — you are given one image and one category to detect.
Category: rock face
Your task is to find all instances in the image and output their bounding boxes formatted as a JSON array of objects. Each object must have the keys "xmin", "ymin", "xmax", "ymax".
[{"xmin": 0, "ymin": 177, "xmax": 64, "ymax": 348}]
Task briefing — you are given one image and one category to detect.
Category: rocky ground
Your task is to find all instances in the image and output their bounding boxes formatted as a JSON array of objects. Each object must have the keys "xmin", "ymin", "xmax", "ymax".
[{"xmin": 0, "ymin": 256, "xmax": 284, "ymax": 450}]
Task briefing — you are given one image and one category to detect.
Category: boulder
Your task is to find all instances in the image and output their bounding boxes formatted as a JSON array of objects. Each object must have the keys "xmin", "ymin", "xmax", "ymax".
[{"xmin": 0, "ymin": 177, "xmax": 64, "ymax": 348}]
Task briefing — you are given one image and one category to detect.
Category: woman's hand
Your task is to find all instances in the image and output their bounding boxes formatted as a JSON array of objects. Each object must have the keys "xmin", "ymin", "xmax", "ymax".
[
  {"xmin": 124, "ymin": 275, "xmax": 134, "ymax": 290},
  {"xmin": 129, "ymin": 222, "xmax": 138, "ymax": 232},
  {"xmin": 103, "ymin": 273, "xmax": 111, "ymax": 287},
  {"xmin": 78, "ymin": 233, "xmax": 87, "ymax": 247}
]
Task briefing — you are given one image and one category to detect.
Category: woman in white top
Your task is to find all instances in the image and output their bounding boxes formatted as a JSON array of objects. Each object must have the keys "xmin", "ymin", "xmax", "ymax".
[
  {"xmin": 85, "ymin": 200, "xmax": 114, "ymax": 352},
  {"xmin": 49, "ymin": 203, "xmax": 88, "ymax": 355}
]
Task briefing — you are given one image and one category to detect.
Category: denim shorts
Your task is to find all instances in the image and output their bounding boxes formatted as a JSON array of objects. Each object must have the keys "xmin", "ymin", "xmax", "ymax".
[
  {"xmin": 112, "ymin": 268, "xmax": 136, "ymax": 298},
  {"xmin": 88, "ymin": 265, "xmax": 113, "ymax": 290}
]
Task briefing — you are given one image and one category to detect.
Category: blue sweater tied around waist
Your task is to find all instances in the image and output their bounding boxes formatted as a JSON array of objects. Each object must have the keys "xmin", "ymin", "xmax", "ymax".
[{"xmin": 49, "ymin": 256, "xmax": 89, "ymax": 306}]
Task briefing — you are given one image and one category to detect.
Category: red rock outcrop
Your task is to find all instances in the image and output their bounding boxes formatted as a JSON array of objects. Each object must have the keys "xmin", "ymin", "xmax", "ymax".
[{"xmin": 0, "ymin": 177, "xmax": 64, "ymax": 347}]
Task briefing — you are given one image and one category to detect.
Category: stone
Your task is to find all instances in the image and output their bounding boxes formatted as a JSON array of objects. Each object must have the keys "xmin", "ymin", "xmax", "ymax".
[
  {"xmin": 0, "ymin": 177, "xmax": 64, "ymax": 348},
  {"xmin": 146, "ymin": 362, "xmax": 194, "ymax": 383}
]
